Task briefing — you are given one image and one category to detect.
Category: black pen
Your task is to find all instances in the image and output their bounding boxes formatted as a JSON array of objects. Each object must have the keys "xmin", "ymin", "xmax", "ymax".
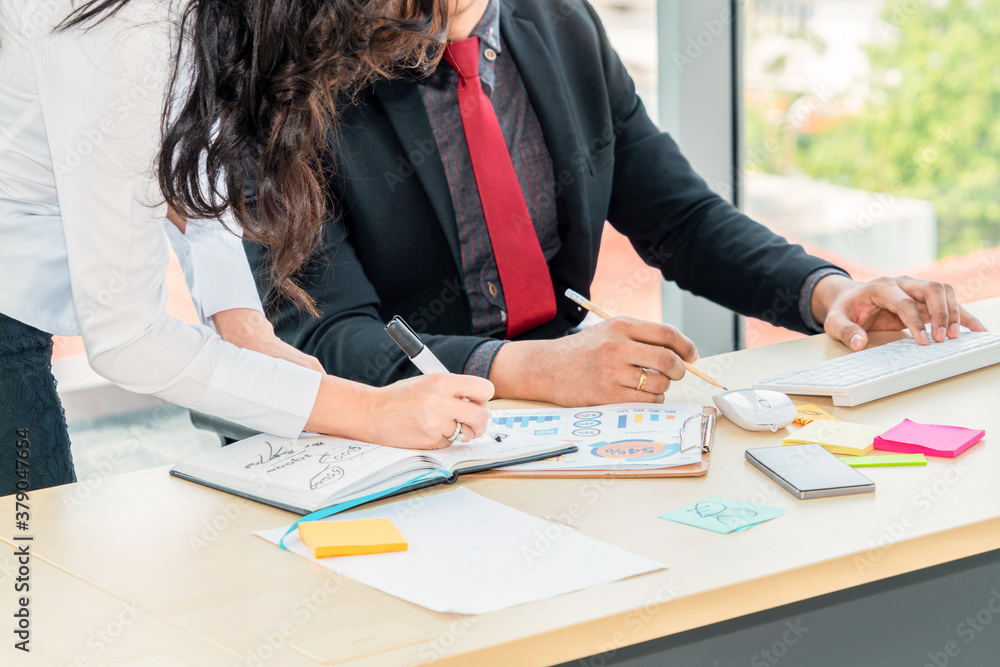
[{"xmin": 385, "ymin": 316, "xmax": 500, "ymax": 442}]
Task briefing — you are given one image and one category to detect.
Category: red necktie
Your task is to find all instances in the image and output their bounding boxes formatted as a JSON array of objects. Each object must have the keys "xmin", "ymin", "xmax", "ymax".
[{"xmin": 443, "ymin": 36, "xmax": 557, "ymax": 338}]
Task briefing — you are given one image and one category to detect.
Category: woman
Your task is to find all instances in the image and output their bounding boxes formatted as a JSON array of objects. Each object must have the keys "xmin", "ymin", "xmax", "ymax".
[{"xmin": 0, "ymin": 0, "xmax": 492, "ymax": 494}]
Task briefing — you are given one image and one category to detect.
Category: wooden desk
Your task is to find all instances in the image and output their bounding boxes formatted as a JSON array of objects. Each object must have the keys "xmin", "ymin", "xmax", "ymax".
[
  {"xmin": 3, "ymin": 298, "xmax": 999, "ymax": 666},
  {"xmin": 0, "ymin": 554, "xmax": 235, "ymax": 665}
]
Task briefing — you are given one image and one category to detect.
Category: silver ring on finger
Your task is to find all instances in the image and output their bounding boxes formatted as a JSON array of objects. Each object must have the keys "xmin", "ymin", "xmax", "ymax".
[{"xmin": 448, "ymin": 422, "xmax": 466, "ymax": 443}]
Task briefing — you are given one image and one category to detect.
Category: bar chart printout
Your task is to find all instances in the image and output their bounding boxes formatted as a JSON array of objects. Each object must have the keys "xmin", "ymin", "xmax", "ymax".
[
  {"xmin": 493, "ymin": 415, "xmax": 560, "ymax": 429},
  {"xmin": 492, "ymin": 404, "xmax": 703, "ymax": 471},
  {"xmin": 617, "ymin": 413, "xmax": 662, "ymax": 429}
]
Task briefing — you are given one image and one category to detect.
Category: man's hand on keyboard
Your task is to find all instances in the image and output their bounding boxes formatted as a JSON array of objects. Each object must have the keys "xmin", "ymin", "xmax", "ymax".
[{"xmin": 811, "ymin": 275, "xmax": 987, "ymax": 351}]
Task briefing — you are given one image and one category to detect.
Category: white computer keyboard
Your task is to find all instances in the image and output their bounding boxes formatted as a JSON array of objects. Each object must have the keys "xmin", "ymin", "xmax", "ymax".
[{"xmin": 753, "ymin": 331, "xmax": 1000, "ymax": 406}]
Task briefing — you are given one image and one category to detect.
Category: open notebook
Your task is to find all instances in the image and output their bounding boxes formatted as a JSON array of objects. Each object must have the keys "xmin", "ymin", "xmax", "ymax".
[{"xmin": 170, "ymin": 430, "xmax": 574, "ymax": 514}]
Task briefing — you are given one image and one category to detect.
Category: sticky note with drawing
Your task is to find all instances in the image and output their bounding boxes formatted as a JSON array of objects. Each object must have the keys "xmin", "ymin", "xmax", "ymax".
[{"xmin": 659, "ymin": 497, "xmax": 785, "ymax": 534}]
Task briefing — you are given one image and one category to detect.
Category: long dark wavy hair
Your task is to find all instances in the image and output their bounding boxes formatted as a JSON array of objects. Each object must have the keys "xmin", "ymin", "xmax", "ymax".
[{"xmin": 59, "ymin": 0, "xmax": 446, "ymax": 315}]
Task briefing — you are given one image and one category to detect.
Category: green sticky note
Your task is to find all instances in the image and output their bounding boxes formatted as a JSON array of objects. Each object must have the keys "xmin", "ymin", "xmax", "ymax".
[
  {"xmin": 659, "ymin": 497, "xmax": 785, "ymax": 534},
  {"xmin": 837, "ymin": 454, "xmax": 926, "ymax": 467}
]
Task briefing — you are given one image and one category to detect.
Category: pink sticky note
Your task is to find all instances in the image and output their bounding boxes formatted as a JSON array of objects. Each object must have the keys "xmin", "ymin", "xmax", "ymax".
[{"xmin": 873, "ymin": 419, "xmax": 985, "ymax": 458}]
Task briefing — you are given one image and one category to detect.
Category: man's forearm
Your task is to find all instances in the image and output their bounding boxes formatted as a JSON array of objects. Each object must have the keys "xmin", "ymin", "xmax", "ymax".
[{"xmin": 488, "ymin": 340, "xmax": 554, "ymax": 401}]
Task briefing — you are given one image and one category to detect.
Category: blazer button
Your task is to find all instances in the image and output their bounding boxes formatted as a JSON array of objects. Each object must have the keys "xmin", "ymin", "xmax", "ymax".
[
  {"xmin": 488, "ymin": 282, "xmax": 499, "ymax": 297},
  {"xmin": 484, "ymin": 48, "xmax": 497, "ymax": 62}
]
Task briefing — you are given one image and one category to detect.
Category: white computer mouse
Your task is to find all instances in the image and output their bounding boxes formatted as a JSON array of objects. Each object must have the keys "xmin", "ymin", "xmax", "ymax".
[{"xmin": 713, "ymin": 389, "xmax": 796, "ymax": 432}]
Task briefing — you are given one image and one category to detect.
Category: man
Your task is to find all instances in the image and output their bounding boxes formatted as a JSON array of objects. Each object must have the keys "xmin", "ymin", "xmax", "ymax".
[{"xmin": 246, "ymin": 0, "xmax": 983, "ymax": 406}]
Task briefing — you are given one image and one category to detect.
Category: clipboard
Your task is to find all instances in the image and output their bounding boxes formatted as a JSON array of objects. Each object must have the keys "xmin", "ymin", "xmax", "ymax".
[{"xmin": 472, "ymin": 406, "xmax": 717, "ymax": 479}]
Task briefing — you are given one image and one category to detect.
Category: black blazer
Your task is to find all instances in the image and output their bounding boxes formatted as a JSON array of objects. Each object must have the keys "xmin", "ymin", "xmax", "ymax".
[{"xmin": 246, "ymin": 0, "xmax": 838, "ymax": 386}]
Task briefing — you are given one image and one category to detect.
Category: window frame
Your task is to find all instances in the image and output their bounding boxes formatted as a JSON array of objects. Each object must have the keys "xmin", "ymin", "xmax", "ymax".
[{"xmin": 655, "ymin": 0, "xmax": 746, "ymax": 354}]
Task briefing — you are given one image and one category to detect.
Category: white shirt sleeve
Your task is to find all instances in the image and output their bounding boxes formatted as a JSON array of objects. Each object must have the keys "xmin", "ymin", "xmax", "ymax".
[
  {"xmin": 167, "ymin": 211, "xmax": 265, "ymax": 325},
  {"xmin": 30, "ymin": 2, "xmax": 321, "ymax": 437}
]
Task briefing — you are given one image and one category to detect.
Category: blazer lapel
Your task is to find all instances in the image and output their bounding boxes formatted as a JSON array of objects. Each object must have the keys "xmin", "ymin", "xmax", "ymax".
[
  {"xmin": 499, "ymin": 1, "xmax": 593, "ymax": 286},
  {"xmin": 373, "ymin": 79, "xmax": 462, "ymax": 267}
]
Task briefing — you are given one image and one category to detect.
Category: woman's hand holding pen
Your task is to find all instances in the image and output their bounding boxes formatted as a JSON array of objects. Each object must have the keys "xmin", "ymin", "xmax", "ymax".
[
  {"xmin": 305, "ymin": 374, "xmax": 494, "ymax": 450},
  {"xmin": 361, "ymin": 374, "xmax": 495, "ymax": 450},
  {"xmin": 489, "ymin": 316, "xmax": 699, "ymax": 406},
  {"xmin": 216, "ymin": 309, "xmax": 494, "ymax": 449}
]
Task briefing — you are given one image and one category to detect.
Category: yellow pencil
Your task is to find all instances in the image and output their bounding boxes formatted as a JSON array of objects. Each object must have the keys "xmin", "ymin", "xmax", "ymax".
[{"xmin": 564, "ymin": 288, "xmax": 728, "ymax": 390}]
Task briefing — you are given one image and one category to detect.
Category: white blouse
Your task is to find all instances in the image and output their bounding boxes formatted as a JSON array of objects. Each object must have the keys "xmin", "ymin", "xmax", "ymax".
[{"xmin": 0, "ymin": 0, "xmax": 322, "ymax": 437}]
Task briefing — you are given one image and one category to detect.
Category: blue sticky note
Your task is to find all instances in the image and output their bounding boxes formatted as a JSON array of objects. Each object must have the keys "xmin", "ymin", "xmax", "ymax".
[{"xmin": 659, "ymin": 497, "xmax": 785, "ymax": 534}]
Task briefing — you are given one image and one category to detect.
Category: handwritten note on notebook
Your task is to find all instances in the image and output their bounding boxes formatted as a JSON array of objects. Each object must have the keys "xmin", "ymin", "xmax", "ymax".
[
  {"xmin": 874, "ymin": 419, "xmax": 985, "ymax": 458},
  {"xmin": 256, "ymin": 488, "xmax": 665, "ymax": 614},
  {"xmin": 783, "ymin": 420, "xmax": 883, "ymax": 456},
  {"xmin": 659, "ymin": 497, "xmax": 785, "ymax": 534}
]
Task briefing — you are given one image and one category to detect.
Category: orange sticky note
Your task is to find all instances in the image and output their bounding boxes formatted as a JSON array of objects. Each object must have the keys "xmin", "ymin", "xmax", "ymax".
[
  {"xmin": 793, "ymin": 404, "xmax": 836, "ymax": 426},
  {"xmin": 297, "ymin": 518, "xmax": 407, "ymax": 558}
]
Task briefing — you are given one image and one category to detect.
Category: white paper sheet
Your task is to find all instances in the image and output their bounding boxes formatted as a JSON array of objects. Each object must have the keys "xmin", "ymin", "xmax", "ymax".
[
  {"xmin": 254, "ymin": 487, "xmax": 665, "ymax": 614},
  {"xmin": 493, "ymin": 403, "xmax": 705, "ymax": 470}
]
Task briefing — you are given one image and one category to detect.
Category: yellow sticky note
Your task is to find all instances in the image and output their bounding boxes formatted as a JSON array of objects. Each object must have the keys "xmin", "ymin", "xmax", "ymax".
[
  {"xmin": 783, "ymin": 420, "xmax": 883, "ymax": 456},
  {"xmin": 793, "ymin": 404, "xmax": 836, "ymax": 426},
  {"xmin": 298, "ymin": 518, "xmax": 408, "ymax": 558}
]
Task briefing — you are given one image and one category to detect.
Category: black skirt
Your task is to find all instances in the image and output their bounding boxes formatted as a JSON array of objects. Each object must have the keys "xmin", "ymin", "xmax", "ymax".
[{"xmin": 0, "ymin": 313, "xmax": 76, "ymax": 495}]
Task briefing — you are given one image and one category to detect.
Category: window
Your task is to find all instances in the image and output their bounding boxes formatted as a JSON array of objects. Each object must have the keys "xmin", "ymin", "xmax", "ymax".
[
  {"xmin": 589, "ymin": 0, "xmax": 664, "ymax": 326},
  {"xmin": 592, "ymin": 1, "xmax": 743, "ymax": 356},
  {"xmin": 743, "ymin": 0, "xmax": 1000, "ymax": 347}
]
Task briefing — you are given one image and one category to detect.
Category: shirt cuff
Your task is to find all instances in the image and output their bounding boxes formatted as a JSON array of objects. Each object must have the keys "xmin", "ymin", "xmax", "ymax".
[
  {"xmin": 463, "ymin": 340, "xmax": 507, "ymax": 378},
  {"xmin": 198, "ymin": 344, "xmax": 323, "ymax": 438},
  {"xmin": 799, "ymin": 268, "xmax": 852, "ymax": 333}
]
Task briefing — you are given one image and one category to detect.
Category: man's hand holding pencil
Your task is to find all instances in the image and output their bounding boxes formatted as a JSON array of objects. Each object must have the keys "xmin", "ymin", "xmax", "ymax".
[{"xmin": 488, "ymin": 293, "xmax": 708, "ymax": 406}]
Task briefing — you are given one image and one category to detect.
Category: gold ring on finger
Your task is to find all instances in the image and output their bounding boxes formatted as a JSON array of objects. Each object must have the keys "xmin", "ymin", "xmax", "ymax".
[{"xmin": 636, "ymin": 367, "xmax": 649, "ymax": 392}]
